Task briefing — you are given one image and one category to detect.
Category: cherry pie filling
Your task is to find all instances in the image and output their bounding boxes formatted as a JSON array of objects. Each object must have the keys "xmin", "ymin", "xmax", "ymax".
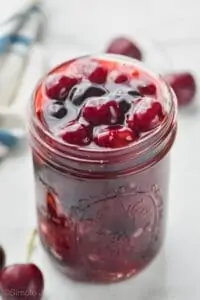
[{"xmin": 33, "ymin": 56, "xmax": 169, "ymax": 282}]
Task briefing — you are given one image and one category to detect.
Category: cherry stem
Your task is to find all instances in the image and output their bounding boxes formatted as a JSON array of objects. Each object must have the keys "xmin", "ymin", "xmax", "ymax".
[{"xmin": 26, "ymin": 228, "xmax": 38, "ymax": 263}]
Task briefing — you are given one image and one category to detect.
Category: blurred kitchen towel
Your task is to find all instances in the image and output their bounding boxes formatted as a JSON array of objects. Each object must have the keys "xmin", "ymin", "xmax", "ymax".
[{"xmin": 0, "ymin": 0, "xmax": 47, "ymax": 160}]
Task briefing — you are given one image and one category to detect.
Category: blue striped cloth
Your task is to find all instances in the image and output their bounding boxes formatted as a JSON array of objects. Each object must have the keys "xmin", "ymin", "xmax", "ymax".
[
  {"xmin": 0, "ymin": 3, "xmax": 42, "ymax": 54},
  {"xmin": 0, "ymin": 130, "xmax": 19, "ymax": 159},
  {"xmin": 0, "ymin": 2, "xmax": 44, "ymax": 160}
]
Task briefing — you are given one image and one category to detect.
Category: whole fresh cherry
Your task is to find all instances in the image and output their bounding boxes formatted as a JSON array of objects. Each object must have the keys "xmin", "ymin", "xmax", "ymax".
[
  {"xmin": 0, "ymin": 263, "xmax": 44, "ymax": 300},
  {"xmin": 163, "ymin": 72, "xmax": 196, "ymax": 106},
  {"xmin": 0, "ymin": 245, "xmax": 6, "ymax": 269},
  {"xmin": 106, "ymin": 37, "xmax": 142, "ymax": 61}
]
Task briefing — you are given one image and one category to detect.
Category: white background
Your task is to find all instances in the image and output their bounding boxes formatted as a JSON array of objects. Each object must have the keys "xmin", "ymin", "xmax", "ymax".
[{"xmin": 0, "ymin": 0, "xmax": 200, "ymax": 299}]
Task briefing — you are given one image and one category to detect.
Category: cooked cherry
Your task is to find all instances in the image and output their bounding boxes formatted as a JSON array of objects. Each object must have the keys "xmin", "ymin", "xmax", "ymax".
[
  {"xmin": 0, "ymin": 245, "xmax": 5, "ymax": 269},
  {"xmin": 0, "ymin": 264, "xmax": 44, "ymax": 300},
  {"xmin": 114, "ymin": 73, "xmax": 129, "ymax": 84},
  {"xmin": 47, "ymin": 101, "xmax": 67, "ymax": 119},
  {"xmin": 60, "ymin": 121, "xmax": 92, "ymax": 146},
  {"xmin": 82, "ymin": 97, "xmax": 121, "ymax": 126},
  {"xmin": 127, "ymin": 97, "xmax": 165, "ymax": 132},
  {"xmin": 119, "ymin": 99, "xmax": 131, "ymax": 114},
  {"xmin": 109, "ymin": 88, "xmax": 140, "ymax": 114},
  {"xmin": 47, "ymin": 191, "xmax": 57, "ymax": 219},
  {"xmin": 106, "ymin": 37, "xmax": 142, "ymax": 60},
  {"xmin": 69, "ymin": 82, "xmax": 107, "ymax": 106},
  {"xmin": 163, "ymin": 72, "xmax": 196, "ymax": 106},
  {"xmin": 139, "ymin": 83, "xmax": 157, "ymax": 95},
  {"xmin": 94, "ymin": 126, "xmax": 137, "ymax": 148},
  {"xmin": 39, "ymin": 218, "xmax": 76, "ymax": 265},
  {"xmin": 46, "ymin": 191, "xmax": 66, "ymax": 226},
  {"xmin": 88, "ymin": 66, "xmax": 108, "ymax": 84},
  {"xmin": 45, "ymin": 74, "xmax": 79, "ymax": 100}
]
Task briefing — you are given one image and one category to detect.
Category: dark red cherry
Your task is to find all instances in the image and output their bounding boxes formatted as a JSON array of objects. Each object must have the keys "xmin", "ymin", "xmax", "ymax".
[
  {"xmin": 163, "ymin": 72, "xmax": 196, "ymax": 106},
  {"xmin": 60, "ymin": 121, "xmax": 92, "ymax": 146},
  {"xmin": 106, "ymin": 37, "xmax": 142, "ymax": 60},
  {"xmin": 127, "ymin": 97, "xmax": 165, "ymax": 132},
  {"xmin": 47, "ymin": 191, "xmax": 57, "ymax": 219},
  {"xmin": 47, "ymin": 101, "xmax": 67, "ymax": 119},
  {"xmin": 82, "ymin": 97, "xmax": 121, "ymax": 126},
  {"xmin": 94, "ymin": 126, "xmax": 137, "ymax": 148},
  {"xmin": 69, "ymin": 82, "xmax": 107, "ymax": 106},
  {"xmin": 0, "ymin": 264, "xmax": 44, "ymax": 300},
  {"xmin": 119, "ymin": 99, "xmax": 131, "ymax": 114},
  {"xmin": 110, "ymin": 88, "xmax": 140, "ymax": 114},
  {"xmin": 88, "ymin": 66, "xmax": 108, "ymax": 84},
  {"xmin": 46, "ymin": 191, "xmax": 66, "ymax": 226},
  {"xmin": 114, "ymin": 73, "xmax": 129, "ymax": 83},
  {"xmin": 45, "ymin": 74, "xmax": 79, "ymax": 100},
  {"xmin": 0, "ymin": 245, "xmax": 5, "ymax": 269},
  {"xmin": 138, "ymin": 83, "xmax": 157, "ymax": 95}
]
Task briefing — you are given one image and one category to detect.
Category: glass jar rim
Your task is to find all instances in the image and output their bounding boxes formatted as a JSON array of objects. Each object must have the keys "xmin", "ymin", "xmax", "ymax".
[{"xmin": 29, "ymin": 53, "xmax": 177, "ymax": 166}]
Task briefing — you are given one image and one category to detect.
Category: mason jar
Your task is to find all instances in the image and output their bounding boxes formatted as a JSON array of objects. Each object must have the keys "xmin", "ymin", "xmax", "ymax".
[{"xmin": 29, "ymin": 54, "xmax": 177, "ymax": 283}]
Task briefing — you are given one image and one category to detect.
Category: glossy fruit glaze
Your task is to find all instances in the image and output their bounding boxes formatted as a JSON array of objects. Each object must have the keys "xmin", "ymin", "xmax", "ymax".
[
  {"xmin": 35, "ymin": 56, "xmax": 166, "ymax": 149},
  {"xmin": 31, "ymin": 55, "xmax": 176, "ymax": 282}
]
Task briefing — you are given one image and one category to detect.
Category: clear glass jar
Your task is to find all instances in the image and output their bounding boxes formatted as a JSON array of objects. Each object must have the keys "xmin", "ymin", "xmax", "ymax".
[{"xmin": 29, "ymin": 54, "xmax": 177, "ymax": 283}]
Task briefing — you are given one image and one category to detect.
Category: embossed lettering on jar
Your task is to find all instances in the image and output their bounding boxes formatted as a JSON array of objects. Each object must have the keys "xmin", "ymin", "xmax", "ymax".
[{"xmin": 29, "ymin": 54, "xmax": 177, "ymax": 283}]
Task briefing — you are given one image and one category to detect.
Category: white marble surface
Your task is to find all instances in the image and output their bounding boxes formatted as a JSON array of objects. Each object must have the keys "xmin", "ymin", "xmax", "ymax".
[{"xmin": 1, "ymin": 0, "xmax": 200, "ymax": 299}]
